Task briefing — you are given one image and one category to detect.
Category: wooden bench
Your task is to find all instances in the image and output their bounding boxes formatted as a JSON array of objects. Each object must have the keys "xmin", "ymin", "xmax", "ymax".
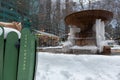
[{"xmin": 0, "ymin": 27, "xmax": 36, "ymax": 80}]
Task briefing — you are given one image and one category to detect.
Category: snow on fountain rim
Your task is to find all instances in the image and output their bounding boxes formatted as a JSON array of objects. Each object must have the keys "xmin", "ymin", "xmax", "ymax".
[{"xmin": 71, "ymin": 45, "xmax": 98, "ymax": 50}]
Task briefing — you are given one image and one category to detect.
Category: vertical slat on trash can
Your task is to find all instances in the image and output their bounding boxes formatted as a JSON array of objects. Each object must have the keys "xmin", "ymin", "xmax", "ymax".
[
  {"xmin": 3, "ymin": 32, "xmax": 19, "ymax": 80},
  {"xmin": 17, "ymin": 28, "xmax": 36, "ymax": 80},
  {"xmin": 0, "ymin": 27, "xmax": 4, "ymax": 80}
]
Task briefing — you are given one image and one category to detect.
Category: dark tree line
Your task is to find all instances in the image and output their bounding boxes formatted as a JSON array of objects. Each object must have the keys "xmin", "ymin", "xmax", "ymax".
[{"xmin": 11, "ymin": 0, "xmax": 120, "ymax": 42}]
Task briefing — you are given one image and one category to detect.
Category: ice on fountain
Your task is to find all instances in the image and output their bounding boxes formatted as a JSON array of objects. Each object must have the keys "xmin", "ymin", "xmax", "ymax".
[
  {"xmin": 101, "ymin": 21, "xmax": 105, "ymax": 40},
  {"xmin": 95, "ymin": 19, "xmax": 106, "ymax": 52},
  {"xmin": 68, "ymin": 26, "xmax": 80, "ymax": 45},
  {"xmin": 62, "ymin": 41, "xmax": 73, "ymax": 52},
  {"xmin": 62, "ymin": 25, "xmax": 80, "ymax": 52}
]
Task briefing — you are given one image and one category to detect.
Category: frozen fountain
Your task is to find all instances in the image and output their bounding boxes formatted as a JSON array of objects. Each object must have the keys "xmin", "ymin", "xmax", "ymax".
[
  {"xmin": 38, "ymin": 10, "xmax": 113, "ymax": 54},
  {"xmin": 63, "ymin": 10, "xmax": 113, "ymax": 54}
]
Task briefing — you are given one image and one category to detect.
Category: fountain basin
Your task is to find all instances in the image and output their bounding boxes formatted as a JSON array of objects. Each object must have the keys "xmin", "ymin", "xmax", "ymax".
[{"xmin": 65, "ymin": 10, "xmax": 113, "ymax": 31}]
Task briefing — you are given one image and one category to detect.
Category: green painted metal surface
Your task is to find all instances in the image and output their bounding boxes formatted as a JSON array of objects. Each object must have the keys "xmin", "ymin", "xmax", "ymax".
[
  {"xmin": 17, "ymin": 28, "xmax": 36, "ymax": 80},
  {"xmin": 28, "ymin": 33, "xmax": 36, "ymax": 80},
  {"xmin": 3, "ymin": 32, "xmax": 19, "ymax": 80},
  {"xmin": 0, "ymin": 27, "xmax": 4, "ymax": 80}
]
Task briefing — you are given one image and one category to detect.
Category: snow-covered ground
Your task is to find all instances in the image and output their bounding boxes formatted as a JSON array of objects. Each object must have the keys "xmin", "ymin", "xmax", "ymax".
[{"xmin": 35, "ymin": 52, "xmax": 120, "ymax": 80}]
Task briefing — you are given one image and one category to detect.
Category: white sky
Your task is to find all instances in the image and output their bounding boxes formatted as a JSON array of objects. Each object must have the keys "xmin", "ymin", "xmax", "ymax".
[
  {"xmin": 73, "ymin": 0, "xmax": 79, "ymax": 2},
  {"xmin": 73, "ymin": 0, "xmax": 100, "ymax": 3}
]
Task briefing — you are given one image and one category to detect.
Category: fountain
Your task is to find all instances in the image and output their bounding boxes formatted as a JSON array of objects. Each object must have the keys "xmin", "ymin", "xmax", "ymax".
[
  {"xmin": 38, "ymin": 10, "xmax": 113, "ymax": 54},
  {"xmin": 64, "ymin": 10, "xmax": 113, "ymax": 54}
]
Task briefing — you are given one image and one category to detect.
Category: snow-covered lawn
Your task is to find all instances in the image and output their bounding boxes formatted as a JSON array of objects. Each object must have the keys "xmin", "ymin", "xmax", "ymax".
[{"xmin": 35, "ymin": 52, "xmax": 120, "ymax": 80}]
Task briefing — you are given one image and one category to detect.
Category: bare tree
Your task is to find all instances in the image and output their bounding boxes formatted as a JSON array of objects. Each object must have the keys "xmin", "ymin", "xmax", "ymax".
[{"xmin": 79, "ymin": 0, "xmax": 84, "ymax": 9}]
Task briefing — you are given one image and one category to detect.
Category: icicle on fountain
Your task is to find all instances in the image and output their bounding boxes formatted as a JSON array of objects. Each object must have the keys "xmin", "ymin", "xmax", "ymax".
[{"xmin": 63, "ymin": 10, "xmax": 113, "ymax": 54}]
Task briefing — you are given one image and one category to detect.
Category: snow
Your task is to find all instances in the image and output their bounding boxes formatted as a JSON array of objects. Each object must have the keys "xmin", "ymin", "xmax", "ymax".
[
  {"xmin": 111, "ymin": 45, "xmax": 120, "ymax": 49},
  {"xmin": 35, "ymin": 52, "xmax": 120, "ymax": 80},
  {"xmin": 71, "ymin": 46, "xmax": 98, "ymax": 53},
  {"xmin": 62, "ymin": 41, "xmax": 73, "ymax": 52},
  {"xmin": 0, "ymin": 27, "xmax": 21, "ymax": 38},
  {"xmin": 38, "ymin": 46, "xmax": 62, "ymax": 49}
]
